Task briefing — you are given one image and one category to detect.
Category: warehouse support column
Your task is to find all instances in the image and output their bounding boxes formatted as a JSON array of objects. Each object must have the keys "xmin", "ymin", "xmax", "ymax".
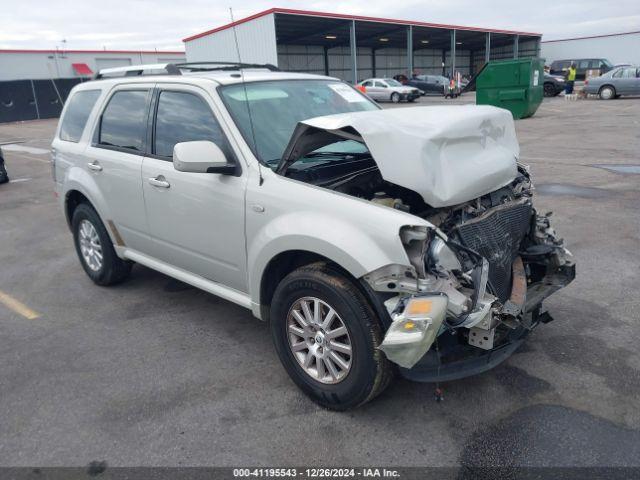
[
  {"xmin": 350, "ymin": 20, "xmax": 358, "ymax": 84},
  {"xmin": 323, "ymin": 46, "xmax": 329, "ymax": 76},
  {"xmin": 450, "ymin": 30, "xmax": 456, "ymax": 78},
  {"xmin": 372, "ymin": 48, "xmax": 377, "ymax": 77},
  {"xmin": 485, "ymin": 32, "xmax": 491, "ymax": 63},
  {"xmin": 514, "ymin": 34, "xmax": 519, "ymax": 59},
  {"xmin": 407, "ymin": 25, "xmax": 413, "ymax": 77}
]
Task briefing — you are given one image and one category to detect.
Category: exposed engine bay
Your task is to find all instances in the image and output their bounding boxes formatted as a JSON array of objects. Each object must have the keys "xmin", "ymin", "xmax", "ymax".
[{"xmin": 284, "ymin": 152, "xmax": 575, "ymax": 374}]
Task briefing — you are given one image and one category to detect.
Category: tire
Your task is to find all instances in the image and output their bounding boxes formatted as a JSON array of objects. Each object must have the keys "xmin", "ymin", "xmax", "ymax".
[
  {"xmin": 390, "ymin": 92, "xmax": 401, "ymax": 103},
  {"xmin": 270, "ymin": 263, "xmax": 393, "ymax": 410},
  {"xmin": 0, "ymin": 152, "xmax": 8, "ymax": 184},
  {"xmin": 599, "ymin": 85, "xmax": 616, "ymax": 100},
  {"xmin": 543, "ymin": 83, "xmax": 556, "ymax": 97},
  {"xmin": 71, "ymin": 203, "xmax": 131, "ymax": 286}
]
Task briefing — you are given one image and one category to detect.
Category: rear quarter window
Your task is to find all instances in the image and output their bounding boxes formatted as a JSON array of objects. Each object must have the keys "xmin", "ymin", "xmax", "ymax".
[{"xmin": 59, "ymin": 90, "xmax": 101, "ymax": 142}]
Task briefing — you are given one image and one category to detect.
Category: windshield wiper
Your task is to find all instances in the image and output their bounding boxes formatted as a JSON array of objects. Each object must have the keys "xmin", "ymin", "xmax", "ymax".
[{"xmin": 303, "ymin": 151, "xmax": 370, "ymax": 159}]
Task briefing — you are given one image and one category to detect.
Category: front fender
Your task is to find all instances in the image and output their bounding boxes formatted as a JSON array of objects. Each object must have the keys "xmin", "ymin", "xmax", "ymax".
[{"xmin": 248, "ymin": 211, "xmax": 414, "ymax": 307}]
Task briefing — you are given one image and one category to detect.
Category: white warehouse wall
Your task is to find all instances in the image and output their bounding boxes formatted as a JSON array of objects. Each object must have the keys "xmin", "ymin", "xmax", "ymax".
[
  {"xmin": 541, "ymin": 32, "xmax": 640, "ymax": 66},
  {"xmin": 0, "ymin": 51, "xmax": 186, "ymax": 81},
  {"xmin": 185, "ymin": 13, "xmax": 278, "ymax": 65}
]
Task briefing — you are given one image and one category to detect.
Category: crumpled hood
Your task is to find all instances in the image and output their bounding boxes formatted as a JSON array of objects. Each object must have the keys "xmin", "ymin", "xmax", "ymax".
[{"xmin": 279, "ymin": 105, "xmax": 519, "ymax": 208}]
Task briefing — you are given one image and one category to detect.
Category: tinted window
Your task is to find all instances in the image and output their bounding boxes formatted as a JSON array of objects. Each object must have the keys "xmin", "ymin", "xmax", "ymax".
[
  {"xmin": 99, "ymin": 90, "xmax": 148, "ymax": 151},
  {"xmin": 59, "ymin": 90, "xmax": 101, "ymax": 142},
  {"xmin": 578, "ymin": 60, "xmax": 590, "ymax": 69},
  {"xmin": 374, "ymin": 81, "xmax": 385, "ymax": 87},
  {"xmin": 154, "ymin": 91, "xmax": 232, "ymax": 159},
  {"xmin": 362, "ymin": 81, "xmax": 373, "ymax": 87}
]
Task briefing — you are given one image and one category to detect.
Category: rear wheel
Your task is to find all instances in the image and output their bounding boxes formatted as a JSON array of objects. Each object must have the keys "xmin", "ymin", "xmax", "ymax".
[
  {"xmin": 72, "ymin": 203, "xmax": 131, "ymax": 285},
  {"xmin": 599, "ymin": 85, "xmax": 616, "ymax": 100},
  {"xmin": 390, "ymin": 92, "xmax": 401, "ymax": 103},
  {"xmin": 270, "ymin": 263, "xmax": 393, "ymax": 410}
]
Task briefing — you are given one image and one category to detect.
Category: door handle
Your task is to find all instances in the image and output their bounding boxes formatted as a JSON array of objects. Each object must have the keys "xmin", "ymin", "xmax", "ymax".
[
  {"xmin": 148, "ymin": 176, "xmax": 170, "ymax": 188},
  {"xmin": 87, "ymin": 161, "xmax": 102, "ymax": 172}
]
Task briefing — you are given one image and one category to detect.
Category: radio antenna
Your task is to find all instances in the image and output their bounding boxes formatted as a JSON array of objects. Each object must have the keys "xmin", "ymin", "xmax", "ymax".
[{"xmin": 229, "ymin": 7, "xmax": 264, "ymax": 186}]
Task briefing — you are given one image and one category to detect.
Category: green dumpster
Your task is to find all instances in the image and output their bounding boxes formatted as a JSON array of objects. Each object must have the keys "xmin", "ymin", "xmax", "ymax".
[{"xmin": 475, "ymin": 58, "xmax": 544, "ymax": 119}]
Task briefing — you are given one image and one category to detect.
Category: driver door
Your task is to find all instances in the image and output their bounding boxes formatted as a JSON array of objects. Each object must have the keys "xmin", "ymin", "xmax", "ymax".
[{"xmin": 141, "ymin": 84, "xmax": 248, "ymax": 292}]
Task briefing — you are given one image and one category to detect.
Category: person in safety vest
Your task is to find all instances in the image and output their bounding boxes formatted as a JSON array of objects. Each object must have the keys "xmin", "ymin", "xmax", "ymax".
[{"xmin": 565, "ymin": 63, "xmax": 577, "ymax": 94}]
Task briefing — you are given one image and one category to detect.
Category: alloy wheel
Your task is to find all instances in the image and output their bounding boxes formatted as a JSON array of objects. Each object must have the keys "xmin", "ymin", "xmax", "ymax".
[
  {"xmin": 78, "ymin": 219, "xmax": 103, "ymax": 272},
  {"xmin": 286, "ymin": 296, "xmax": 353, "ymax": 384}
]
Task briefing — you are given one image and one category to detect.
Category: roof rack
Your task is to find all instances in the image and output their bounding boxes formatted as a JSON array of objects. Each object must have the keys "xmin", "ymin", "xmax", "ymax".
[
  {"xmin": 173, "ymin": 62, "xmax": 280, "ymax": 72},
  {"xmin": 93, "ymin": 63, "xmax": 182, "ymax": 79},
  {"xmin": 93, "ymin": 61, "xmax": 280, "ymax": 79}
]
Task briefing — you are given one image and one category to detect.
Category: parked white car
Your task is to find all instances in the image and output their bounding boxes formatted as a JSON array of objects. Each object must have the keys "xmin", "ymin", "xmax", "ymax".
[
  {"xmin": 357, "ymin": 78, "xmax": 421, "ymax": 103},
  {"xmin": 52, "ymin": 63, "xmax": 574, "ymax": 409}
]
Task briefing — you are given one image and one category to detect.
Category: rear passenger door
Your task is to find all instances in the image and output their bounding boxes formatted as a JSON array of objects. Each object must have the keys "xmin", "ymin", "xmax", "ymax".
[
  {"xmin": 141, "ymin": 84, "xmax": 248, "ymax": 292},
  {"xmin": 85, "ymin": 85, "xmax": 153, "ymax": 252}
]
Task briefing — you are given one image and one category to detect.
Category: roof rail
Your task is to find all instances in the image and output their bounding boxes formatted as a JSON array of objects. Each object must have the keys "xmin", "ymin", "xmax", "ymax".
[
  {"xmin": 93, "ymin": 63, "xmax": 182, "ymax": 79},
  {"xmin": 173, "ymin": 62, "xmax": 280, "ymax": 72}
]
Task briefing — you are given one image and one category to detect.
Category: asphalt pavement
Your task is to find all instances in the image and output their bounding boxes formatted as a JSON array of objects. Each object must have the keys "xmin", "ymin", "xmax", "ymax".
[{"xmin": 0, "ymin": 94, "xmax": 639, "ymax": 469}]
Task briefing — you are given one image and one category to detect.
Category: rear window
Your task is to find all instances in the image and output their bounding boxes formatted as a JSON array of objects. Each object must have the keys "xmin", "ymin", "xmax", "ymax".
[
  {"xmin": 98, "ymin": 90, "xmax": 148, "ymax": 152},
  {"xmin": 59, "ymin": 90, "xmax": 101, "ymax": 142}
]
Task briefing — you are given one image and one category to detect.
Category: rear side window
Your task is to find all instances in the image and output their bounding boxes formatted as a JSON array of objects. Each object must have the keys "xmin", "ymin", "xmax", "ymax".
[
  {"xmin": 153, "ymin": 91, "xmax": 233, "ymax": 159},
  {"xmin": 59, "ymin": 90, "xmax": 101, "ymax": 142},
  {"xmin": 99, "ymin": 90, "xmax": 148, "ymax": 152}
]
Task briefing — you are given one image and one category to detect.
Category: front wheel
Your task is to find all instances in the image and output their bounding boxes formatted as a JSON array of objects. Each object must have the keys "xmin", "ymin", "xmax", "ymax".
[
  {"xmin": 543, "ymin": 83, "xmax": 556, "ymax": 97},
  {"xmin": 599, "ymin": 85, "xmax": 616, "ymax": 100},
  {"xmin": 390, "ymin": 92, "xmax": 401, "ymax": 103},
  {"xmin": 270, "ymin": 263, "xmax": 393, "ymax": 410}
]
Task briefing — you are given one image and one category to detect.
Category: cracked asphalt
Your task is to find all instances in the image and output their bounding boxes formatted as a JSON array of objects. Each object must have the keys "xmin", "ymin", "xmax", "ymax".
[{"xmin": 1, "ymin": 94, "xmax": 639, "ymax": 469}]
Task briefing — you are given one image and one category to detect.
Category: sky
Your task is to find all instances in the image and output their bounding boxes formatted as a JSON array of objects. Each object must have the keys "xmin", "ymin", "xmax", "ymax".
[{"xmin": 3, "ymin": 0, "xmax": 640, "ymax": 51}]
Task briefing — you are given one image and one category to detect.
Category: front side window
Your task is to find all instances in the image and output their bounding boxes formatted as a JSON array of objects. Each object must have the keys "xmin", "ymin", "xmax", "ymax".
[
  {"xmin": 99, "ymin": 90, "xmax": 148, "ymax": 151},
  {"xmin": 374, "ymin": 81, "xmax": 386, "ymax": 88},
  {"xmin": 219, "ymin": 80, "xmax": 378, "ymax": 166},
  {"xmin": 384, "ymin": 79, "xmax": 402, "ymax": 86},
  {"xmin": 59, "ymin": 90, "xmax": 101, "ymax": 142},
  {"xmin": 154, "ymin": 91, "xmax": 233, "ymax": 159}
]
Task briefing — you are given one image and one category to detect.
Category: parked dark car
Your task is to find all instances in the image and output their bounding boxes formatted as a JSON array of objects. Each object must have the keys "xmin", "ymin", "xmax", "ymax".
[
  {"xmin": 549, "ymin": 58, "xmax": 613, "ymax": 80},
  {"xmin": 0, "ymin": 148, "xmax": 9, "ymax": 184},
  {"xmin": 406, "ymin": 75, "xmax": 449, "ymax": 95},
  {"xmin": 543, "ymin": 73, "xmax": 565, "ymax": 96}
]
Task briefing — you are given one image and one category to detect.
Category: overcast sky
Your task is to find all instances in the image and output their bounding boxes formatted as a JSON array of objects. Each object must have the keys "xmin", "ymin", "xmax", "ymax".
[{"xmin": 3, "ymin": 0, "xmax": 639, "ymax": 51}]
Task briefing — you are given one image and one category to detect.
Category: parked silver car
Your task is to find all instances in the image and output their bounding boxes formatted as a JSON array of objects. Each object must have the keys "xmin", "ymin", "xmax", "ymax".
[
  {"xmin": 52, "ymin": 63, "xmax": 574, "ymax": 409},
  {"xmin": 584, "ymin": 66, "xmax": 640, "ymax": 99},
  {"xmin": 358, "ymin": 78, "xmax": 421, "ymax": 103}
]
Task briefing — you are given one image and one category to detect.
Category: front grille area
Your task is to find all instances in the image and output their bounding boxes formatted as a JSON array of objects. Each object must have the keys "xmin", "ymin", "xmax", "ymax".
[{"xmin": 455, "ymin": 202, "xmax": 532, "ymax": 302}]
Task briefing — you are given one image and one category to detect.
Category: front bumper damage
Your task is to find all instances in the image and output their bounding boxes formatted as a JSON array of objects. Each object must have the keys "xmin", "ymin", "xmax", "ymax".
[{"xmin": 369, "ymin": 209, "xmax": 575, "ymax": 381}]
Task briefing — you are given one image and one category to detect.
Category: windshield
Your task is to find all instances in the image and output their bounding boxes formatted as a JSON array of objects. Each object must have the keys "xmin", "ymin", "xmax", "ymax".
[
  {"xmin": 219, "ymin": 80, "xmax": 379, "ymax": 166},
  {"xmin": 384, "ymin": 78, "xmax": 402, "ymax": 86}
]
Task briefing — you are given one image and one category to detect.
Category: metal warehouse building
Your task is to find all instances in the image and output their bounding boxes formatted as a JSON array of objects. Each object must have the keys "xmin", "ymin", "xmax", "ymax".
[
  {"xmin": 0, "ymin": 49, "xmax": 186, "ymax": 81},
  {"xmin": 541, "ymin": 31, "xmax": 640, "ymax": 66},
  {"xmin": 183, "ymin": 8, "xmax": 541, "ymax": 82}
]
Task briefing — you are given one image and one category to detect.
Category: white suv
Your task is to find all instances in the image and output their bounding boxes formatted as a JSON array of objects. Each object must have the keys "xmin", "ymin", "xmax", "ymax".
[{"xmin": 52, "ymin": 63, "xmax": 574, "ymax": 409}]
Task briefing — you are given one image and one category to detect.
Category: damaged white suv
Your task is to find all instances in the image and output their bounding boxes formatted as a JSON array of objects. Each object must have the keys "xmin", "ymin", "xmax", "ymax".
[{"xmin": 52, "ymin": 63, "xmax": 575, "ymax": 409}]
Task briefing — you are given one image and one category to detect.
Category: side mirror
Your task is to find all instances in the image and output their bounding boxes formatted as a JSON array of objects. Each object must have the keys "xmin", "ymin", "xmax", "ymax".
[{"xmin": 173, "ymin": 140, "xmax": 235, "ymax": 175}]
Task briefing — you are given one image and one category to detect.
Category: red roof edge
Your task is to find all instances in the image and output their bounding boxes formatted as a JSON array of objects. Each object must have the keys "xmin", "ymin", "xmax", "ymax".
[
  {"xmin": 182, "ymin": 7, "xmax": 541, "ymax": 43},
  {"xmin": 541, "ymin": 30, "xmax": 640, "ymax": 43},
  {"xmin": 0, "ymin": 49, "xmax": 185, "ymax": 54}
]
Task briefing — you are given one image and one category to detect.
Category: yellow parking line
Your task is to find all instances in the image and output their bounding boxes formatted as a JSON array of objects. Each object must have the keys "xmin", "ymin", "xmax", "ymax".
[{"xmin": 0, "ymin": 290, "xmax": 40, "ymax": 319}]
